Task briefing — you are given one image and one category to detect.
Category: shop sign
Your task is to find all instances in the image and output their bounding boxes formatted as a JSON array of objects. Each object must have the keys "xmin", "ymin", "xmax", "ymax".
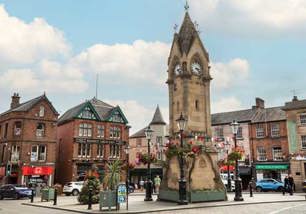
[
  {"xmin": 22, "ymin": 166, "xmax": 53, "ymax": 176},
  {"xmin": 117, "ymin": 184, "xmax": 127, "ymax": 204},
  {"xmin": 256, "ymin": 164, "xmax": 288, "ymax": 170}
]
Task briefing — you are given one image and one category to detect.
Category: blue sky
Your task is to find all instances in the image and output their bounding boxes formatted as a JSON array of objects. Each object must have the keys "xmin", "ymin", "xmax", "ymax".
[{"xmin": 0, "ymin": 0, "xmax": 306, "ymax": 133}]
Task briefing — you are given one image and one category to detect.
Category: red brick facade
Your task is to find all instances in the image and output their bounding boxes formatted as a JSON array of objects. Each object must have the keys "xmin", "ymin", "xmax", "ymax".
[{"xmin": 0, "ymin": 94, "xmax": 58, "ymax": 186}]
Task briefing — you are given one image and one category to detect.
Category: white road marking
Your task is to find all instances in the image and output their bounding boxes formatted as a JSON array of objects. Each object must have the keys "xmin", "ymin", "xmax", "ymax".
[{"xmin": 268, "ymin": 204, "xmax": 306, "ymax": 214}]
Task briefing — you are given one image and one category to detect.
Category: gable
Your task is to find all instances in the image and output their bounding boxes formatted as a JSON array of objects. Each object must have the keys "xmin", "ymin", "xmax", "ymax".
[
  {"xmin": 76, "ymin": 103, "xmax": 100, "ymax": 120},
  {"xmin": 107, "ymin": 107, "xmax": 128, "ymax": 124}
]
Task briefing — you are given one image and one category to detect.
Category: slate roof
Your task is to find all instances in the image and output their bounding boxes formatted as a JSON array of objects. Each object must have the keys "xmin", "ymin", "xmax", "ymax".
[
  {"xmin": 150, "ymin": 105, "xmax": 166, "ymax": 125},
  {"xmin": 58, "ymin": 97, "xmax": 115, "ymax": 125},
  {"xmin": 251, "ymin": 106, "xmax": 286, "ymax": 123},
  {"xmin": 212, "ymin": 109, "xmax": 255, "ymax": 125},
  {"xmin": 129, "ymin": 126, "xmax": 147, "ymax": 138},
  {"xmin": 283, "ymin": 98, "xmax": 306, "ymax": 111},
  {"xmin": 0, "ymin": 94, "xmax": 58, "ymax": 116}
]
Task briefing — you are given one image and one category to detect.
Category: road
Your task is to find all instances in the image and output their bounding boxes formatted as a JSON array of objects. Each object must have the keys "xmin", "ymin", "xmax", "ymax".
[{"xmin": 0, "ymin": 197, "xmax": 305, "ymax": 213}]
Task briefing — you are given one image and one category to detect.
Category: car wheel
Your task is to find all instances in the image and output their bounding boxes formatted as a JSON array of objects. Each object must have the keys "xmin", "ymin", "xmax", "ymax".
[
  {"xmin": 256, "ymin": 186, "xmax": 262, "ymax": 192},
  {"xmin": 14, "ymin": 193, "xmax": 20, "ymax": 200},
  {"xmin": 277, "ymin": 186, "xmax": 283, "ymax": 192},
  {"xmin": 72, "ymin": 189, "xmax": 79, "ymax": 196}
]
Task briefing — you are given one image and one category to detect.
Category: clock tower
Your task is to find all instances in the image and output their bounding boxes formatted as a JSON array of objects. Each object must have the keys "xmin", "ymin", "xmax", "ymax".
[{"xmin": 167, "ymin": 11, "xmax": 212, "ymax": 138}]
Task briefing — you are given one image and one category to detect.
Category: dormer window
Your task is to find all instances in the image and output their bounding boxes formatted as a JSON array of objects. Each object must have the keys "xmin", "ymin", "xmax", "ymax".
[{"xmin": 39, "ymin": 106, "xmax": 45, "ymax": 117}]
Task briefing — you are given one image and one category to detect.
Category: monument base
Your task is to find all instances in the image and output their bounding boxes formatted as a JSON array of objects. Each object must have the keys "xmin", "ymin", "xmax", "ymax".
[{"xmin": 158, "ymin": 189, "xmax": 227, "ymax": 203}]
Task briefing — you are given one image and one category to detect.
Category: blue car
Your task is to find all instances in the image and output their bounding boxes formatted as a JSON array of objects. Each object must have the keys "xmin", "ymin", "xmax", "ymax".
[
  {"xmin": 0, "ymin": 184, "xmax": 33, "ymax": 199},
  {"xmin": 256, "ymin": 179, "xmax": 284, "ymax": 192}
]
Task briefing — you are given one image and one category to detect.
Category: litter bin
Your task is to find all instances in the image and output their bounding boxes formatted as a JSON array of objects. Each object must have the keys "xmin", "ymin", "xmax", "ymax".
[{"xmin": 41, "ymin": 188, "xmax": 55, "ymax": 202}]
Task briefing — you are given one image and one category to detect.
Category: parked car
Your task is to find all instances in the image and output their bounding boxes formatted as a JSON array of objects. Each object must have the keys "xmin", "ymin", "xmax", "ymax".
[
  {"xmin": 128, "ymin": 184, "xmax": 135, "ymax": 194},
  {"xmin": 63, "ymin": 182, "xmax": 84, "ymax": 196},
  {"xmin": 302, "ymin": 180, "xmax": 306, "ymax": 193},
  {"xmin": 256, "ymin": 178, "xmax": 284, "ymax": 192},
  {"xmin": 0, "ymin": 184, "xmax": 33, "ymax": 199}
]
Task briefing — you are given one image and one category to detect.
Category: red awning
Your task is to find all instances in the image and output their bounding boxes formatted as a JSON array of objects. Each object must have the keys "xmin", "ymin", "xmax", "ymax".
[
  {"xmin": 22, "ymin": 166, "xmax": 53, "ymax": 176},
  {"xmin": 219, "ymin": 165, "xmax": 235, "ymax": 171},
  {"xmin": 0, "ymin": 167, "xmax": 5, "ymax": 176}
]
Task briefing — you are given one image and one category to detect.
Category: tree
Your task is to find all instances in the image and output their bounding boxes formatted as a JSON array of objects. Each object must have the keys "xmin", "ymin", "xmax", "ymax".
[{"xmin": 78, "ymin": 167, "xmax": 101, "ymax": 204}]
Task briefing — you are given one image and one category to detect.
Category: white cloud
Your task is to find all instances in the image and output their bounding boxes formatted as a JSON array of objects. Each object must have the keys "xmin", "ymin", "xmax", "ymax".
[
  {"xmin": 211, "ymin": 97, "xmax": 243, "ymax": 113},
  {"xmin": 190, "ymin": 0, "xmax": 306, "ymax": 36},
  {"xmin": 211, "ymin": 58, "xmax": 250, "ymax": 90},
  {"xmin": 0, "ymin": 5, "xmax": 69, "ymax": 65},
  {"xmin": 73, "ymin": 40, "xmax": 170, "ymax": 86}
]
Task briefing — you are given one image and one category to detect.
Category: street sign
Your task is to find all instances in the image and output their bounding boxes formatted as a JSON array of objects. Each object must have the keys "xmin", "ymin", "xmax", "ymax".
[{"xmin": 117, "ymin": 184, "xmax": 127, "ymax": 204}]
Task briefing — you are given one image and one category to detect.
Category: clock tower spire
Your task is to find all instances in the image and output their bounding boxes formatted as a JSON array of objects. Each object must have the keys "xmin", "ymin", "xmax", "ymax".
[{"xmin": 167, "ymin": 10, "xmax": 212, "ymax": 139}]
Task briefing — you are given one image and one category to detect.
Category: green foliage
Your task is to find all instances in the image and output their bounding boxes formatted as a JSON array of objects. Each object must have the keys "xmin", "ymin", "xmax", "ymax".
[
  {"xmin": 103, "ymin": 160, "xmax": 121, "ymax": 190},
  {"xmin": 228, "ymin": 151, "xmax": 243, "ymax": 161},
  {"xmin": 78, "ymin": 175, "xmax": 101, "ymax": 204}
]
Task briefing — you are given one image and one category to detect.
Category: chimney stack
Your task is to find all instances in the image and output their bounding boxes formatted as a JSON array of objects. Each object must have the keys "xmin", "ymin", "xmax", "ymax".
[
  {"xmin": 255, "ymin": 97, "xmax": 265, "ymax": 109},
  {"xmin": 11, "ymin": 93, "xmax": 20, "ymax": 109},
  {"xmin": 292, "ymin": 96, "xmax": 298, "ymax": 102}
]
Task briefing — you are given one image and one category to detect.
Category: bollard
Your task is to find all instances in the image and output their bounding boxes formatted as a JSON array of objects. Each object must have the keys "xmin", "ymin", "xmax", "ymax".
[
  {"xmin": 88, "ymin": 187, "xmax": 93, "ymax": 210},
  {"xmin": 30, "ymin": 189, "xmax": 34, "ymax": 203},
  {"xmin": 249, "ymin": 182, "xmax": 253, "ymax": 197},
  {"xmin": 53, "ymin": 188, "xmax": 57, "ymax": 205}
]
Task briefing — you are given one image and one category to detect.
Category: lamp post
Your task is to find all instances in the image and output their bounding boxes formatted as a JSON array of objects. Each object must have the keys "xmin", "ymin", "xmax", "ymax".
[
  {"xmin": 124, "ymin": 144, "xmax": 130, "ymax": 209},
  {"xmin": 176, "ymin": 113, "xmax": 188, "ymax": 205},
  {"xmin": 231, "ymin": 120, "xmax": 244, "ymax": 201},
  {"xmin": 144, "ymin": 126, "xmax": 153, "ymax": 201},
  {"xmin": 224, "ymin": 140, "xmax": 232, "ymax": 192}
]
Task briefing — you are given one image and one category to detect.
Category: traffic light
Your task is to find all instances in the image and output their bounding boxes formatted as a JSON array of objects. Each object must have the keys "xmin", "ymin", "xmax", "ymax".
[{"xmin": 6, "ymin": 163, "xmax": 11, "ymax": 176}]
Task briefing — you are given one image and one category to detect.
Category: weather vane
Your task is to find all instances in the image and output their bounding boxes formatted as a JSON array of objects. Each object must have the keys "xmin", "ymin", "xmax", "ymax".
[{"xmin": 184, "ymin": 0, "xmax": 189, "ymax": 11}]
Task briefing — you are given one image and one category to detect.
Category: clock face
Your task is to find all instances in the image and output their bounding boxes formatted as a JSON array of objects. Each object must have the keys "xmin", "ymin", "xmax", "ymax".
[
  {"xmin": 191, "ymin": 62, "xmax": 201, "ymax": 75},
  {"xmin": 174, "ymin": 64, "xmax": 182, "ymax": 75}
]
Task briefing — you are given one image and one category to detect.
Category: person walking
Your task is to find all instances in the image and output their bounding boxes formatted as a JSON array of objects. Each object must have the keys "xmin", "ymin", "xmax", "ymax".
[
  {"xmin": 282, "ymin": 176, "xmax": 289, "ymax": 195},
  {"xmin": 154, "ymin": 175, "xmax": 161, "ymax": 194},
  {"xmin": 288, "ymin": 174, "xmax": 294, "ymax": 195}
]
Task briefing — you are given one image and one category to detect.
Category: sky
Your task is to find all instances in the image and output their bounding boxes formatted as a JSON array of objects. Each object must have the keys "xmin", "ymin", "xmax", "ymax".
[{"xmin": 0, "ymin": 0, "xmax": 306, "ymax": 134}]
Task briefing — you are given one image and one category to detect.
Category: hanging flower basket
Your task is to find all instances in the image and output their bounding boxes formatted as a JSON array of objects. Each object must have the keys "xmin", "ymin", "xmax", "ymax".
[
  {"xmin": 138, "ymin": 153, "xmax": 157, "ymax": 164},
  {"xmin": 228, "ymin": 151, "xmax": 243, "ymax": 161}
]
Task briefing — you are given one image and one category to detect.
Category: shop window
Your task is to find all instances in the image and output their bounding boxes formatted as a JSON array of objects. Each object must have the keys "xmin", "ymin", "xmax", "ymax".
[
  {"xmin": 257, "ymin": 147, "xmax": 267, "ymax": 161},
  {"xmin": 31, "ymin": 145, "xmax": 46, "ymax": 162},
  {"xmin": 79, "ymin": 123, "xmax": 92, "ymax": 137},
  {"xmin": 110, "ymin": 144, "xmax": 120, "ymax": 158},
  {"xmin": 272, "ymin": 147, "xmax": 283, "ymax": 161},
  {"xmin": 271, "ymin": 123, "xmax": 280, "ymax": 137},
  {"xmin": 14, "ymin": 121, "xmax": 22, "ymax": 136},
  {"xmin": 97, "ymin": 144, "xmax": 104, "ymax": 158},
  {"xmin": 301, "ymin": 135, "xmax": 306, "ymax": 150},
  {"xmin": 36, "ymin": 123, "xmax": 45, "ymax": 137},
  {"xmin": 78, "ymin": 143, "xmax": 91, "ymax": 157},
  {"xmin": 11, "ymin": 145, "xmax": 20, "ymax": 162},
  {"xmin": 39, "ymin": 106, "xmax": 45, "ymax": 117},
  {"xmin": 256, "ymin": 124, "xmax": 265, "ymax": 138},
  {"xmin": 300, "ymin": 114, "xmax": 306, "ymax": 125}
]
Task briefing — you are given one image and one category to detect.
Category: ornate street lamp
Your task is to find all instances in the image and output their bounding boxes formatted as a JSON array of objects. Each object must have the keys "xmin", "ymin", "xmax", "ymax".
[
  {"xmin": 230, "ymin": 120, "xmax": 244, "ymax": 201},
  {"xmin": 144, "ymin": 126, "xmax": 153, "ymax": 201},
  {"xmin": 176, "ymin": 113, "xmax": 188, "ymax": 205},
  {"xmin": 224, "ymin": 140, "xmax": 232, "ymax": 192},
  {"xmin": 124, "ymin": 144, "xmax": 130, "ymax": 209}
]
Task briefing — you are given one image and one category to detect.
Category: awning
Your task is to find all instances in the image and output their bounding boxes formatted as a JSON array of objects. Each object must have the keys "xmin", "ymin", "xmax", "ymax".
[
  {"xmin": 22, "ymin": 166, "xmax": 53, "ymax": 175},
  {"xmin": 219, "ymin": 165, "xmax": 235, "ymax": 171}
]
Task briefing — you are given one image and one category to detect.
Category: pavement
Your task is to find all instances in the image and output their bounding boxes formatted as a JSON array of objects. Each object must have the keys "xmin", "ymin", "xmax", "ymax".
[{"xmin": 21, "ymin": 192, "xmax": 306, "ymax": 214}]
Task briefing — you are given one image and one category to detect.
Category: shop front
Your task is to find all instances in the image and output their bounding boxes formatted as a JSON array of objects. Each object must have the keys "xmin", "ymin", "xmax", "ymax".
[
  {"xmin": 21, "ymin": 165, "xmax": 54, "ymax": 186},
  {"xmin": 255, "ymin": 163, "xmax": 289, "ymax": 182}
]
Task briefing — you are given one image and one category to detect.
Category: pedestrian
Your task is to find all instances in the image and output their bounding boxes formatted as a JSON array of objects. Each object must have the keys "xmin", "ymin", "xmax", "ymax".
[
  {"xmin": 288, "ymin": 174, "xmax": 294, "ymax": 195},
  {"xmin": 282, "ymin": 176, "xmax": 289, "ymax": 195},
  {"xmin": 154, "ymin": 175, "xmax": 161, "ymax": 194},
  {"xmin": 140, "ymin": 178, "xmax": 144, "ymax": 191}
]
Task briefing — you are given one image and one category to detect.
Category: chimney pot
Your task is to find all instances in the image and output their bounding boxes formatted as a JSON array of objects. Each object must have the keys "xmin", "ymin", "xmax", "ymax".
[{"xmin": 255, "ymin": 97, "xmax": 265, "ymax": 109}]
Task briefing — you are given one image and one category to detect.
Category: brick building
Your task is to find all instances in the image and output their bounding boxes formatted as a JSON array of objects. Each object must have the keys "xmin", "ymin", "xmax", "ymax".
[
  {"xmin": 0, "ymin": 93, "xmax": 58, "ymax": 186},
  {"xmin": 56, "ymin": 98, "xmax": 129, "ymax": 185},
  {"xmin": 283, "ymin": 96, "xmax": 306, "ymax": 191},
  {"xmin": 129, "ymin": 106, "xmax": 168, "ymax": 186},
  {"xmin": 250, "ymin": 99, "xmax": 289, "ymax": 182}
]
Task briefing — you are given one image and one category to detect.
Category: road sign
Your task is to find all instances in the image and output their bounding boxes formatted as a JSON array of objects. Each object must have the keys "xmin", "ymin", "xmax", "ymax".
[{"xmin": 117, "ymin": 184, "xmax": 127, "ymax": 204}]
